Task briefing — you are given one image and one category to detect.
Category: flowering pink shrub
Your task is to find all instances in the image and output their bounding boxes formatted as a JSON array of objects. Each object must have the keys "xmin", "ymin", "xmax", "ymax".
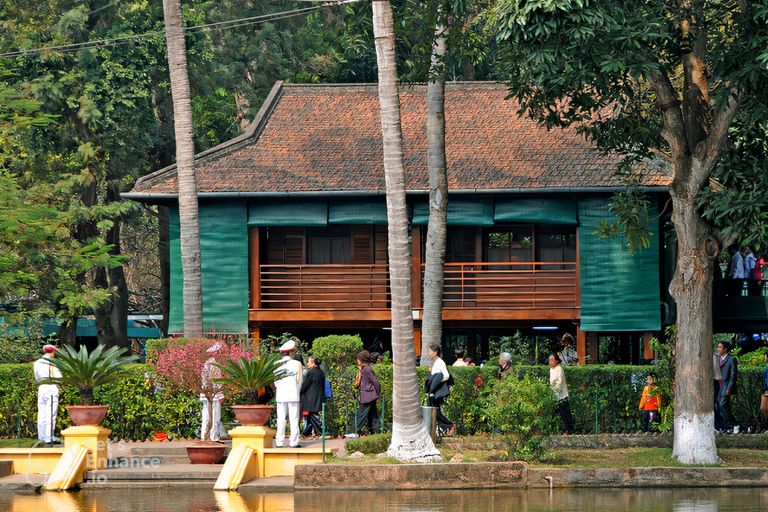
[{"xmin": 153, "ymin": 338, "xmax": 253, "ymax": 440}]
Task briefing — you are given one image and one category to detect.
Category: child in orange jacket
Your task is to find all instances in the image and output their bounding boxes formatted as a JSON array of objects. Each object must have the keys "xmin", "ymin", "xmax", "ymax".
[{"xmin": 639, "ymin": 374, "xmax": 661, "ymax": 432}]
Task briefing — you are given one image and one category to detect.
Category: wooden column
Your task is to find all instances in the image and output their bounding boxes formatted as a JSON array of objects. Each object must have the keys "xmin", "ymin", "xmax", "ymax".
[
  {"xmin": 588, "ymin": 331, "xmax": 599, "ymax": 364},
  {"xmin": 414, "ymin": 325, "xmax": 422, "ymax": 358},
  {"xmin": 643, "ymin": 331, "xmax": 654, "ymax": 360},
  {"xmin": 576, "ymin": 324, "xmax": 587, "ymax": 365},
  {"xmin": 249, "ymin": 227, "xmax": 261, "ymax": 309}
]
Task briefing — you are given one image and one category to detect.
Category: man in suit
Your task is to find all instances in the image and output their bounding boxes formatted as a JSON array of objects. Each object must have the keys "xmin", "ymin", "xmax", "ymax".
[
  {"xmin": 300, "ymin": 357, "xmax": 326, "ymax": 438},
  {"xmin": 274, "ymin": 338, "xmax": 303, "ymax": 448},
  {"xmin": 716, "ymin": 341, "xmax": 740, "ymax": 434}
]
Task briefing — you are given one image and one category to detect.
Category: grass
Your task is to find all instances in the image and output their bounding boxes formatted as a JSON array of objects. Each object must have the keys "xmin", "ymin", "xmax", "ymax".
[
  {"xmin": 331, "ymin": 436, "xmax": 768, "ymax": 468},
  {"xmin": 0, "ymin": 438, "xmax": 40, "ymax": 448}
]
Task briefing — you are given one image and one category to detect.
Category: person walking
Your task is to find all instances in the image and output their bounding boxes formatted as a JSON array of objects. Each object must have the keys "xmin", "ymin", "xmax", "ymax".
[
  {"xmin": 638, "ymin": 374, "xmax": 661, "ymax": 432},
  {"xmin": 300, "ymin": 357, "xmax": 326, "ymax": 438},
  {"xmin": 425, "ymin": 344, "xmax": 456, "ymax": 435},
  {"xmin": 34, "ymin": 345, "xmax": 61, "ymax": 445},
  {"xmin": 717, "ymin": 341, "xmax": 739, "ymax": 434},
  {"xmin": 549, "ymin": 353, "xmax": 575, "ymax": 435},
  {"xmin": 559, "ymin": 333, "xmax": 579, "ymax": 366},
  {"xmin": 274, "ymin": 338, "xmax": 303, "ymax": 448},
  {"xmin": 354, "ymin": 350, "xmax": 381, "ymax": 435}
]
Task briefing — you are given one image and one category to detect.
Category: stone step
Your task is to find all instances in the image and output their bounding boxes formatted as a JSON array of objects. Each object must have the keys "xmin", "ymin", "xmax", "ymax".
[
  {"xmin": 84, "ymin": 464, "xmax": 221, "ymax": 482},
  {"xmin": 107, "ymin": 455, "xmax": 192, "ymax": 467}
]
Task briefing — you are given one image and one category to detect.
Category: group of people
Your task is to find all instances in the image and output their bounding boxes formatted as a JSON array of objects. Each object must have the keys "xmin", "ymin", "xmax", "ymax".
[
  {"xmin": 727, "ymin": 244, "xmax": 766, "ymax": 296},
  {"xmin": 272, "ymin": 338, "xmax": 331, "ymax": 448}
]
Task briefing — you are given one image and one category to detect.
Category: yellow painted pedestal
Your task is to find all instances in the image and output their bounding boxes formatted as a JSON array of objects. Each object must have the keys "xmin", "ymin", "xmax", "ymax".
[
  {"xmin": 61, "ymin": 425, "xmax": 112, "ymax": 470},
  {"xmin": 214, "ymin": 426, "xmax": 274, "ymax": 490},
  {"xmin": 229, "ymin": 426, "xmax": 274, "ymax": 478}
]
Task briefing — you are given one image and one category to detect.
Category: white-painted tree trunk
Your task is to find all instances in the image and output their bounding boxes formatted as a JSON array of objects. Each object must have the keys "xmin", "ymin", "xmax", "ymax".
[{"xmin": 372, "ymin": 0, "xmax": 440, "ymax": 461}]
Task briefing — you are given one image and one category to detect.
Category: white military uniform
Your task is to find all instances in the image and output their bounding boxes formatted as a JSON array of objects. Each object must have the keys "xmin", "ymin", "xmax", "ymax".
[
  {"xmin": 274, "ymin": 355, "xmax": 303, "ymax": 447},
  {"xmin": 33, "ymin": 355, "xmax": 61, "ymax": 443}
]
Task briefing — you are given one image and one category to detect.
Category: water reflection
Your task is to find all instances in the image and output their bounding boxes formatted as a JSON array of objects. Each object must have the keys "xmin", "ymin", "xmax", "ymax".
[{"xmin": 1, "ymin": 487, "xmax": 766, "ymax": 512}]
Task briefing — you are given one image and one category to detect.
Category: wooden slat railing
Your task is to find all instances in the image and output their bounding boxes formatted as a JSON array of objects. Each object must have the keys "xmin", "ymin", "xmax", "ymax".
[
  {"xmin": 259, "ymin": 262, "xmax": 578, "ymax": 310},
  {"xmin": 439, "ymin": 262, "xmax": 577, "ymax": 309},
  {"xmin": 260, "ymin": 265, "xmax": 390, "ymax": 309}
]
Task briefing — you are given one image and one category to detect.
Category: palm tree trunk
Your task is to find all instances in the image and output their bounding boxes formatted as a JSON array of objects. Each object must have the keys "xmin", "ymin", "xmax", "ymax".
[
  {"xmin": 420, "ymin": 19, "xmax": 448, "ymax": 365},
  {"xmin": 372, "ymin": 0, "xmax": 440, "ymax": 461},
  {"xmin": 163, "ymin": 0, "xmax": 203, "ymax": 338}
]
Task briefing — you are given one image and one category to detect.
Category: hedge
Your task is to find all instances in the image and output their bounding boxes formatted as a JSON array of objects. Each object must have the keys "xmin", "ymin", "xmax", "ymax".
[{"xmin": 3, "ymin": 363, "xmax": 767, "ymax": 439}]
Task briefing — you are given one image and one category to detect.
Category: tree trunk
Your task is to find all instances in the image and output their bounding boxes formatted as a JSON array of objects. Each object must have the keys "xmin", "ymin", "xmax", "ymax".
[
  {"xmin": 420, "ymin": 21, "xmax": 448, "ymax": 365},
  {"xmin": 163, "ymin": 0, "xmax": 203, "ymax": 338},
  {"xmin": 372, "ymin": 0, "xmax": 440, "ymax": 461},
  {"xmin": 669, "ymin": 191, "xmax": 717, "ymax": 464}
]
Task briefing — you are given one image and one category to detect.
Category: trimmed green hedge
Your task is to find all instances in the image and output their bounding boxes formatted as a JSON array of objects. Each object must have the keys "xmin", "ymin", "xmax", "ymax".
[{"xmin": 2, "ymin": 363, "xmax": 766, "ymax": 439}]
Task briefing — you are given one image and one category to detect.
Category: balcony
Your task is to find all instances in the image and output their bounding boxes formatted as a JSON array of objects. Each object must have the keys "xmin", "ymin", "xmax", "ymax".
[{"xmin": 256, "ymin": 262, "xmax": 578, "ymax": 311}]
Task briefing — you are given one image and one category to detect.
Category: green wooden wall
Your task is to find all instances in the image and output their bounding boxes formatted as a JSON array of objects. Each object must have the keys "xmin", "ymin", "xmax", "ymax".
[
  {"xmin": 168, "ymin": 202, "xmax": 249, "ymax": 334},
  {"xmin": 578, "ymin": 196, "xmax": 662, "ymax": 332}
]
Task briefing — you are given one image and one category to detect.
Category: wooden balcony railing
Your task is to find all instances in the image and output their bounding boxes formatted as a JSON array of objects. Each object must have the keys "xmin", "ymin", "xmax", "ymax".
[
  {"xmin": 437, "ymin": 262, "xmax": 578, "ymax": 309},
  {"xmin": 260, "ymin": 265, "xmax": 390, "ymax": 309},
  {"xmin": 258, "ymin": 262, "xmax": 578, "ymax": 310}
]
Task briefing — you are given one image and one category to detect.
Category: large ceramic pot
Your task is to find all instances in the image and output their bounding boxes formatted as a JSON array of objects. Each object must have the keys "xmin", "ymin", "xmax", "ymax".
[
  {"xmin": 230, "ymin": 404, "xmax": 274, "ymax": 426},
  {"xmin": 186, "ymin": 443, "xmax": 226, "ymax": 464},
  {"xmin": 66, "ymin": 405, "xmax": 110, "ymax": 426}
]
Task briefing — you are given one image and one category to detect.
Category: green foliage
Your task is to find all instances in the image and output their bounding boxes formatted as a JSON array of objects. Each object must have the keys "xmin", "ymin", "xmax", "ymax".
[
  {"xmin": 595, "ymin": 181, "xmax": 653, "ymax": 255},
  {"xmin": 43, "ymin": 345, "xmax": 139, "ymax": 405},
  {"xmin": 312, "ymin": 334, "xmax": 363, "ymax": 369},
  {"xmin": 479, "ymin": 371, "xmax": 557, "ymax": 460},
  {"xmin": 0, "ymin": 312, "xmax": 56, "ymax": 364},
  {"xmin": 212, "ymin": 353, "xmax": 287, "ymax": 404},
  {"xmin": 344, "ymin": 432, "xmax": 392, "ymax": 455},
  {"xmin": 735, "ymin": 346, "xmax": 768, "ymax": 368},
  {"xmin": 4, "ymin": 359, "xmax": 768, "ymax": 441},
  {"xmin": 697, "ymin": 121, "xmax": 768, "ymax": 253}
]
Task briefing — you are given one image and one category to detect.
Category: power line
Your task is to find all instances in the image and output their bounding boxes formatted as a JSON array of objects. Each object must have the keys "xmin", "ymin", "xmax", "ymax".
[{"xmin": 0, "ymin": 0, "xmax": 365, "ymax": 59}]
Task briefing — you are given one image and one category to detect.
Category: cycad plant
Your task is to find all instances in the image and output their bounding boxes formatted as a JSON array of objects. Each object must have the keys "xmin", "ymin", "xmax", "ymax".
[
  {"xmin": 42, "ymin": 345, "xmax": 139, "ymax": 405},
  {"xmin": 213, "ymin": 353, "xmax": 288, "ymax": 405}
]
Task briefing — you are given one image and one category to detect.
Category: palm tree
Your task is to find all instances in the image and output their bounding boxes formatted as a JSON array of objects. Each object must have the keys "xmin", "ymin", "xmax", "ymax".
[
  {"xmin": 372, "ymin": 0, "xmax": 441, "ymax": 461},
  {"xmin": 420, "ymin": 17, "xmax": 448, "ymax": 364},
  {"xmin": 162, "ymin": 0, "xmax": 203, "ymax": 337}
]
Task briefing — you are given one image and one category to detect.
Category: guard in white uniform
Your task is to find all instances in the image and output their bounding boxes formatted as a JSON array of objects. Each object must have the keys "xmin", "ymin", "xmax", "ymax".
[
  {"xmin": 274, "ymin": 338, "xmax": 303, "ymax": 448},
  {"xmin": 200, "ymin": 342, "xmax": 226, "ymax": 441},
  {"xmin": 33, "ymin": 345, "xmax": 61, "ymax": 444}
]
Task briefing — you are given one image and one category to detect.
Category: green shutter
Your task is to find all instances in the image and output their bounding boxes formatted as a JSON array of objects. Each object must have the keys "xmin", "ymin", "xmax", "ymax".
[
  {"xmin": 578, "ymin": 196, "xmax": 661, "ymax": 331},
  {"xmin": 494, "ymin": 197, "xmax": 578, "ymax": 225},
  {"xmin": 168, "ymin": 206, "xmax": 183, "ymax": 334},
  {"xmin": 412, "ymin": 200, "xmax": 494, "ymax": 226},
  {"xmin": 329, "ymin": 200, "xmax": 388, "ymax": 225},
  {"xmin": 248, "ymin": 200, "xmax": 327, "ymax": 226},
  {"xmin": 168, "ymin": 202, "xmax": 250, "ymax": 334}
]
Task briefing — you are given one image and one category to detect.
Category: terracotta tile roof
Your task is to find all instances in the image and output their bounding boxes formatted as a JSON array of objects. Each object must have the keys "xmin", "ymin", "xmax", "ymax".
[{"xmin": 131, "ymin": 82, "xmax": 671, "ymax": 196}]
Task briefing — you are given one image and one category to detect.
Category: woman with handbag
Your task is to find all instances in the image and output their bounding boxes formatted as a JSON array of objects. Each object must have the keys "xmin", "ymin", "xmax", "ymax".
[{"xmin": 354, "ymin": 350, "xmax": 381, "ymax": 435}]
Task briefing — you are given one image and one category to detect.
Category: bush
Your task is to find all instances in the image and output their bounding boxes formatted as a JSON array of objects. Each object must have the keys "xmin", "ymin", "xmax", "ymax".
[
  {"xmin": 312, "ymin": 334, "xmax": 363, "ymax": 369},
  {"xmin": 3, "ymin": 359, "xmax": 767, "ymax": 440},
  {"xmin": 479, "ymin": 371, "xmax": 557, "ymax": 461},
  {"xmin": 344, "ymin": 432, "xmax": 392, "ymax": 454}
]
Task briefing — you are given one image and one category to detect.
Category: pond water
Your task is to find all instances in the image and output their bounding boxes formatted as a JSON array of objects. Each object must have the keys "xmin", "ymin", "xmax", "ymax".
[{"xmin": 1, "ymin": 487, "xmax": 767, "ymax": 512}]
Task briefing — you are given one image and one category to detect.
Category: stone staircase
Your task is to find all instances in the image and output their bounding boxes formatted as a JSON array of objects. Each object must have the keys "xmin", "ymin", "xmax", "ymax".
[{"xmin": 79, "ymin": 441, "xmax": 230, "ymax": 488}]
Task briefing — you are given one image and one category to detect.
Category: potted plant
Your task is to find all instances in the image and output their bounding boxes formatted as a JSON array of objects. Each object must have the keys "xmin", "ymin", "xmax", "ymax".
[
  {"xmin": 212, "ymin": 352, "xmax": 287, "ymax": 426},
  {"xmin": 41, "ymin": 344, "xmax": 139, "ymax": 426},
  {"xmin": 154, "ymin": 338, "xmax": 251, "ymax": 464}
]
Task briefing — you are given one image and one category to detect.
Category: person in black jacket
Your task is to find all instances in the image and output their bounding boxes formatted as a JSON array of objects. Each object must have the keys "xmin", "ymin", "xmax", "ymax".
[
  {"xmin": 300, "ymin": 357, "xmax": 326, "ymax": 438},
  {"xmin": 717, "ymin": 341, "xmax": 740, "ymax": 434}
]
